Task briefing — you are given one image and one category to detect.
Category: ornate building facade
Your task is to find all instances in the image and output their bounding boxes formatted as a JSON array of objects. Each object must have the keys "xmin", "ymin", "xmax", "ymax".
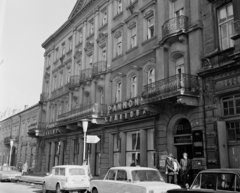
[
  {"xmin": 39, "ymin": 0, "xmax": 205, "ymax": 178},
  {"xmin": 199, "ymin": 0, "xmax": 240, "ymax": 168}
]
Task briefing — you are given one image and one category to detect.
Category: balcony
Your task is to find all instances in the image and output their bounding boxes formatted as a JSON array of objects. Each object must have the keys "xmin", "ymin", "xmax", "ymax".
[
  {"xmin": 40, "ymin": 93, "xmax": 49, "ymax": 102},
  {"xmin": 80, "ymin": 68, "xmax": 93, "ymax": 82},
  {"xmin": 4, "ymin": 136, "xmax": 18, "ymax": 145},
  {"xmin": 92, "ymin": 61, "xmax": 107, "ymax": 76},
  {"xmin": 57, "ymin": 103, "xmax": 107, "ymax": 126},
  {"xmin": 162, "ymin": 16, "xmax": 188, "ymax": 43},
  {"xmin": 69, "ymin": 75, "xmax": 81, "ymax": 88},
  {"xmin": 51, "ymin": 85, "xmax": 69, "ymax": 98},
  {"xmin": 27, "ymin": 122, "xmax": 46, "ymax": 137},
  {"xmin": 142, "ymin": 74, "xmax": 199, "ymax": 105}
]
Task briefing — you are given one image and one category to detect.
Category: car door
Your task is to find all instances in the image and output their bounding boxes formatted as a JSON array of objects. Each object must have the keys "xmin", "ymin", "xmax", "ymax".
[
  {"xmin": 114, "ymin": 170, "xmax": 128, "ymax": 193},
  {"xmin": 47, "ymin": 168, "xmax": 56, "ymax": 191},
  {"xmin": 100, "ymin": 169, "xmax": 117, "ymax": 193}
]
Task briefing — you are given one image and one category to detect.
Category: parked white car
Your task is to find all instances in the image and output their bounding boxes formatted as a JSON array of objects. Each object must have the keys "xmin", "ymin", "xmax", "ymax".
[
  {"xmin": 42, "ymin": 165, "xmax": 90, "ymax": 193},
  {"xmin": 90, "ymin": 166, "xmax": 181, "ymax": 193}
]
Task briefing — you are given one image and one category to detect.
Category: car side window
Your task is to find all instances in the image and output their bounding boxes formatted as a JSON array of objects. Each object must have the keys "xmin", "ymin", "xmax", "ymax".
[
  {"xmin": 51, "ymin": 168, "xmax": 55, "ymax": 175},
  {"xmin": 116, "ymin": 170, "xmax": 127, "ymax": 181},
  {"xmin": 191, "ymin": 174, "xmax": 201, "ymax": 189},
  {"xmin": 236, "ymin": 176, "xmax": 240, "ymax": 192},
  {"xmin": 106, "ymin": 170, "xmax": 116, "ymax": 180},
  {"xmin": 217, "ymin": 173, "xmax": 235, "ymax": 191},
  {"xmin": 200, "ymin": 173, "xmax": 216, "ymax": 190},
  {"xmin": 55, "ymin": 168, "xmax": 60, "ymax": 175},
  {"xmin": 60, "ymin": 168, "xmax": 65, "ymax": 176}
]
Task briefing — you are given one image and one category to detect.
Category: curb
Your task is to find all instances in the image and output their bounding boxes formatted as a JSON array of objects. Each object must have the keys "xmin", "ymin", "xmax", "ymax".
[{"xmin": 18, "ymin": 176, "xmax": 44, "ymax": 185}]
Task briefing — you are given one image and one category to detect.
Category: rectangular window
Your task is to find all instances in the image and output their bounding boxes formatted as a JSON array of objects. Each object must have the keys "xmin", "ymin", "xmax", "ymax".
[
  {"xmin": 68, "ymin": 38, "xmax": 72, "ymax": 51},
  {"xmin": 102, "ymin": 47, "xmax": 107, "ymax": 61},
  {"xmin": 147, "ymin": 17, "xmax": 155, "ymax": 39},
  {"xmin": 102, "ymin": 11, "xmax": 107, "ymax": 26},
  {"xmin": 116, "ymin": 82, "xmax": 122, "ymax": 102},
  {"xmin": 222, "ymin": 95, "xmax": 240, "ymax": 116},
  {"xmin": 130, "ymin": 27, "xmax": 137, "ymax": 48},
  {"xmin": 126, "ymin": 131, "xmax": 140, "ymax": 166},
  {"xmin": 78, "ymin": 29, "xmax": 83, "ymax": 44},
  {"xmin": 218, "ymin": 3, "xmax": 234, "ymax": 50},
  {"xmin": 130, "ymin": 76, "xmax": 137, "ymax": 98},
  {"xmin": 227, "ymin": 121, "xmax": 240, "ymax": 141},
  {"xmin": 117, "ymin": 0, "xmax": 122, "ymax": 14},
  {"xmin": 116, "ymin": 36, "xmax": 122, "ymax": 56},
  {"xmin": 67, "ymin": 69, "xmax": 71, "ymax": 83},
  {"xmin": 89, "ymin": 21, "xmax": 94, "ymax": 36},
  {"xmin": 55, "ymin": 49, "xmax": 59, "ymax": 61},
  {"xmin": 62, "ymin": 44, "xmax": 65, "ymax": 56}
]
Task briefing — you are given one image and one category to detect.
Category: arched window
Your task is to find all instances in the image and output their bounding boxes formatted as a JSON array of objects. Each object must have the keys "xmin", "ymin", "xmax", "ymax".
[
  {"xmin": 130, "ymin": 76, "xmax": 137, "ymax": 98},
  {"xmin": 148, "ymin": 69, "xmax": 155, "ymax": 84},
  {"xmin": 116, "ymin": 82, "xmax": 122, "ymax": 102},
  {"xmin": 58, "ymin": 104, "xmax": 62, "ymax": 116}
]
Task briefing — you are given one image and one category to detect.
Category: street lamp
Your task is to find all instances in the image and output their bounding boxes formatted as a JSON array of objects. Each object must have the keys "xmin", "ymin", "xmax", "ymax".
[
  {"xmin": 9, "ymin": 139, "xmax": 14, "ymax": 166},
  {"xmin": 82, "ymin": 119, "xmax": 89, "ymax": 162}
]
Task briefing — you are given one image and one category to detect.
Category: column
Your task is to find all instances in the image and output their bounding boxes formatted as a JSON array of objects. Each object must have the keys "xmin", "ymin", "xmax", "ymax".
[
  {"xmin": 78, "ymin": 138, "xmax": 83, "ymax": 165},
  {"xmin": 69, "ymin": 139, "xmax": 74, "ymax": 164},
  {"xmin": 107, "ymin": 0, "xmax": 113, "ymax": 68},
  {"xmin": 120, "ymin": 132, "xmax": 126, "ymax": 166},
  {"xmin": 59, "ymin": 141, "xmax": 64, "ymax": 165},
  {"xmin": 140, "ymin": 129, "xmax": 147, "ymax": 167},
  {"xmin": 108, "ymin": 133, "xmax": 114, "ymax": 167},
  {"xmin": 49, "ymin": 142, "xmax": 55, "ymax": 170},
  {"xmin": 90, "ymin": 143, "xmax": 96, "ymax": 176},
  {"xmin": 45, "ymin": 143, "xmax": 50, "ymax": 172},
  {"xmin": 94, "ymin": 9, "xmax": 99, "ymax": 63}
]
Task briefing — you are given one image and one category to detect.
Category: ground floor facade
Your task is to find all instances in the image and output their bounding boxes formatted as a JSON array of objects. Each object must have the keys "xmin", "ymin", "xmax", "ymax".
[{"xmin": 37, "ymin": 100, "xmax": 208, "ymax": 180}]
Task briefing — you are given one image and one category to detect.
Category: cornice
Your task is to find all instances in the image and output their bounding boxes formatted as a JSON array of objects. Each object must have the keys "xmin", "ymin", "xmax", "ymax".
[{"xmin": 111, "ymin": 22, "xmax": 124, "ymax": 33}]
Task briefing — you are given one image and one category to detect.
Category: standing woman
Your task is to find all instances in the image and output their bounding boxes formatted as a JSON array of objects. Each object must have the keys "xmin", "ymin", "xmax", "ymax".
[{"xmin": 180, "ymin": 152, "xmax": 191, "ymax": 188}]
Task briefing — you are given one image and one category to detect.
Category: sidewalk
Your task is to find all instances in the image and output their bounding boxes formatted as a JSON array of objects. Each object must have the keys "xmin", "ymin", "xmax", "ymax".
[{"xmin": 18, "ymin": 174, "xmax": 45, "ymax": 185}]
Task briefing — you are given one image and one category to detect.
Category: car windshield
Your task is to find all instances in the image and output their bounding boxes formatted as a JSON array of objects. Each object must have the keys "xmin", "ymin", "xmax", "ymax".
[
  {"xmin": 131, "ymin": 170, "xmax": 164, "ymax": 182},
  {"xmin": 69, "ymin": 168, "xmax": 85, "ymax": 175},
  {"xmin": 2, "ymin": 166, "xmax": 18, "ymax": 171}
]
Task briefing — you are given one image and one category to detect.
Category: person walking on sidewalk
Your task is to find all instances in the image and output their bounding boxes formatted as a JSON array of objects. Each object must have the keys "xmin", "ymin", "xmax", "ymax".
[
  {"xmin": 180, "ymin": 152, "xmax": 191, "ymax": 188},
  {"xmin": 22, "ymin": 162, "xmax": 28, "ymax": 176}
]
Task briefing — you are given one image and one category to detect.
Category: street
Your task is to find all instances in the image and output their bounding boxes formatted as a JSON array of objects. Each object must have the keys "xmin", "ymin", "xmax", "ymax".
[{"xmin": 0, "ymin": 182, "xmax": 41, "ymax": 193}]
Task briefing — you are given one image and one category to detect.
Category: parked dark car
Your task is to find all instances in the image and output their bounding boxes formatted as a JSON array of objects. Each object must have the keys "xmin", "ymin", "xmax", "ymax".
[{"xmin": 167, "ymin": 168, "xmax": 240, "ymax": 193}]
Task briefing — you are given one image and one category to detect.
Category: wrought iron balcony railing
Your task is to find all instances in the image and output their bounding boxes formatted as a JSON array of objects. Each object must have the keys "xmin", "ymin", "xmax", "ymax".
[
  {"xmin": 57, "ymin": 103, "xmax": 107, "ymax": 125},
  {"xmin": 234, "ymin": 20, "xmax": 240, "ymax": 35},
  {"xmin": 51, "ymin": 85, "xmax": 69, "ymax": 98},
  {"xmin": 162, "ymin": 16, "xmax": 188, "ymax": 39},
  {"xmin": 69, "ymin": 75, "xmax": 81, "ymax": 88},
  {"xmin": 27, "ymin": 122, "xmax": 46, "ymax": 133},
  {"xmin": 142, "ymin": 73, "xmax": 199, "ymax": 100},
  {"xmin": 80, "ymin": 68, "xmax": 93, "ymax": 82},
  {"xmin": 93, "ymin": 61, "xmax": 107, "ymax": 76},
  {"xmin": 40, "ymin": 93, "xmax": 49, "ymax": 102}
]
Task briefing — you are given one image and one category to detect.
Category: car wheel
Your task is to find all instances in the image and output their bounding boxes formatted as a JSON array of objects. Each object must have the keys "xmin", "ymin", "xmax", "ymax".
[
  {"xmin": 56, "ymin": 184, "xmax": 62, "ymax": 193},
  {"xmin": 42, "ymin": 183, "xmax": 48, "ymax": 193},
  {"xmin": 92, "ymin": 188, "xmax": 98, "ymax": 193}
]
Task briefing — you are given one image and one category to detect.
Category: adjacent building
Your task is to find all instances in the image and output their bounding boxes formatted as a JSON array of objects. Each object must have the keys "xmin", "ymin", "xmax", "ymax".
[
  {"xmin": 40, "ymin": 0, "xmax": 205, "ymax": 178},
  {"xmin": 199, "ymin": 0, "xmax": 240, "ymax": 168},
  {"xmin": 0, "ymin": 103, "xmax": 45, "ymax": 173}
]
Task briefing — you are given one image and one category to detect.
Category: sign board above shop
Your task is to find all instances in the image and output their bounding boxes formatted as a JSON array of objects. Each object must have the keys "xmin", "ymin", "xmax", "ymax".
[{"xmin": 86, "ymin": 135, "xmax": 100, "ymax": 143}]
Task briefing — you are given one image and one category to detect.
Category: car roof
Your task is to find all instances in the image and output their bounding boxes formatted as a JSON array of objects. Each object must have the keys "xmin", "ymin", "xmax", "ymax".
[
  {"xmin": 53, "ymin": 165, "xmax": 86, "ymax": 168},
  {"xmin": 109, "ymin": 166, "xmax": 158, "ymax": 171},
  {"xmin": 200, "ymin": 168, "xmax": 240, "ymax": 175}
]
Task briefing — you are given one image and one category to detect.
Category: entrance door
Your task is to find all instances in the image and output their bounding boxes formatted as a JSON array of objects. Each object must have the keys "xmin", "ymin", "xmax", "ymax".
[{"xmin": 176, "ymin": 145, "xmax": 193, "ymax": 161}]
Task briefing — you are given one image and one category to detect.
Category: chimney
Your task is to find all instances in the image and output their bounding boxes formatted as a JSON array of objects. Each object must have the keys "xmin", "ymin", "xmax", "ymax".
[{"xmin": 24, "ymin": 105, "xmax": 28, "ymax": 110}]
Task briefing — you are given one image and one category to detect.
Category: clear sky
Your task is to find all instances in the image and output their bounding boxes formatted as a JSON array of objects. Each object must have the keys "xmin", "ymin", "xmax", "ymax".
[{"xmin": 0, "ymin": 0, "xmax": 77, "ymax": 113}]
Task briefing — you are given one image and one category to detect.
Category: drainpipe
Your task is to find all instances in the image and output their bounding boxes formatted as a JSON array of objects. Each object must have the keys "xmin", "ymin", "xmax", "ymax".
[{"xmin": 201, "ymin": 80, "xmax": 209, "ymax": 169}]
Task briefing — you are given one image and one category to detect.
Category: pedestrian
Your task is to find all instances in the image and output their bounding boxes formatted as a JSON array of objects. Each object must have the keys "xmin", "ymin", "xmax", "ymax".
[
  {"xmin": 172, "ymin": 156, "xmax": 181, "ymax": 184},
  {"xmin": 165, "ymin": 153, "xmax": 175, "ymax": 184},
  {"xmin": 22, "ymin": 162, "xmax": 28, "ymax": 175},
  {"xmin": 180, "ymin": 152, "xmax": 191, "ymax": 188}
]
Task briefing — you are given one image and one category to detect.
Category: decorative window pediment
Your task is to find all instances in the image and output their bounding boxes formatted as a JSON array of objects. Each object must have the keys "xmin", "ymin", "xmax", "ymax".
[
  {"xmin": 74, "ymin": 50, "xmax": 82, "ymax": 59},
  {"xmin": 114, "ymin": 31, "xmax": 122, "ymax": 38},
  {"xmin": 97, "ymin": 32, "xmax": 108, "ymax": 47},
  {"xmin": 144, "ymin": 9, "xmax": 154, "ymax": 19},
  {"xmin": 84, "ymin": 41, "xmax": 94, "ymax": 54}
]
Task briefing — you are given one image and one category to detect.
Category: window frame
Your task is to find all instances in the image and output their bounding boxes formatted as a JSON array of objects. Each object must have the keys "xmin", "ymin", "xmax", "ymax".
[
  {"xmin": 217, "ymin": 3, "xmax": 234, "ymax": 50},
  {"xmin": 117, "ymin": 0, "xmax": 122, "ymax": 15},
  {"xmin": 116, "ymin": 82, "xmax": 122, "ymax": 102},
  {"xmin": 130, "ymin": 75, "xmax": 137, "ymax": 98},
  {"xmin": 147, "ymin": 16, "xmax": 155, "ymax": 40},
  {"xmin": 116, "ymin": 35, "xmax": 122, "ymax": 56},
  {"xmin": 222, "ymin": 95, "xmax": 240, "ymax": 117}
]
